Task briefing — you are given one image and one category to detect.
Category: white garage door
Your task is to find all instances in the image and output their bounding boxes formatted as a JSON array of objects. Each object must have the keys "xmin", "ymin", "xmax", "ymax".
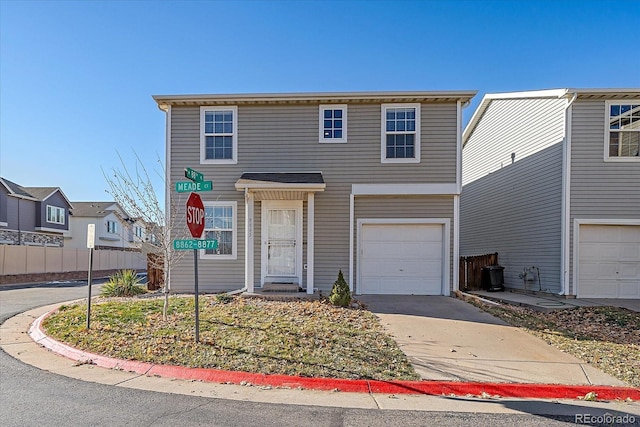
[
  {"xmin": 360, "ymin": 223, "xmax": 444, "ymax": 295},
  {"xmin": 578, "ymin": 225, "xmax": 640, "ymax": 299}
]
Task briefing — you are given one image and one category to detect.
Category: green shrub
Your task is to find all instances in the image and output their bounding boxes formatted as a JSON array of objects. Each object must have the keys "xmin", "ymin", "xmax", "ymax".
[
  {"xmin": 101, "ymin": 270, "xmax": 146, "ymax": 297},
  {"xmin": 215, "ymin": 293, "xmax": 233, "ymax": 304},
  {"xmin": 329, "ymin": 269, "xmax": 351, "ymax": 307}
]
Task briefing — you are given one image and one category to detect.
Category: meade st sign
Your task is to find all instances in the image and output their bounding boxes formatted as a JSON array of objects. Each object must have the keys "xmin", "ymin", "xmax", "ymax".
[{"xmin": 175, "ymin": 181, "xmax": 213, "ymax": 193}]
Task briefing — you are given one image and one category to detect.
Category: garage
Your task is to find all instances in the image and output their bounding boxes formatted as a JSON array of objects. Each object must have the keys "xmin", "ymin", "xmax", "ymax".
[
  {"xmin": 359, "ymin": 222, "xmax": 445, "ymax": 295},
  {"xmin": 578, "ymin": 224, "xmax": 640, "ymax": 299}
]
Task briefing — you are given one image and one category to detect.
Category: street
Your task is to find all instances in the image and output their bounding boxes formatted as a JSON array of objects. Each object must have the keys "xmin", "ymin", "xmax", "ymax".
[{"xmin": 1, "ymin": 282, "xmax": 638, "ymax": 427}]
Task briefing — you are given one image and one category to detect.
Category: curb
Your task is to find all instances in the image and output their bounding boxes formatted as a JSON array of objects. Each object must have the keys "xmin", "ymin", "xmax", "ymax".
[{"xmin": 29, "ymin": 311, "xmax": 640, "ymax": 401}]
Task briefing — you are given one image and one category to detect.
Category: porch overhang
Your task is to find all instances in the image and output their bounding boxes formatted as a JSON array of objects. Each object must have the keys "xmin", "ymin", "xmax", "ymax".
[{"xmin": 235, "ymin": 172, "xmax": 326, "ymax": 200}]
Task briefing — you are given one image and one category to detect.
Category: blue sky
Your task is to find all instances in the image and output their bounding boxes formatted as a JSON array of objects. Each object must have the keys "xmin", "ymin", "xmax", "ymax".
[{"xmin": 1, "ymin": 0, "xmax": 639, "ymax": 205}]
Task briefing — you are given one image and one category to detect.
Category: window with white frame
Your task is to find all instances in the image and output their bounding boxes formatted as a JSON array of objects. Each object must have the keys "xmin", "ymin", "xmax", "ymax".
[
  {"xmin": 107, "ymin": 220, "xmax": 118, "ymax": 234},
  {"xmin": 606, "ymin": 102, "xmax": 640, "ymax": 160},
  {"xmin": 203, "ymin": 201, "xmax": 237, "ymax": 259},
  {"xmin": 134, "ymin": 225, "xmax": 144, "ymax": 238},
  {"xmin": 46, "ymin": 205, "xmax": 65, "ymax": 225},
  {"xmin": 381, "ymin": 104, "xmax": 421, "ymax": 163},
  {"xmin": 200, "ymin": 106, "xmax": 238, "ymax": 164},
  {"xmin": 319, "ymin": 105, "xmax": 347, "ymax": 143}
]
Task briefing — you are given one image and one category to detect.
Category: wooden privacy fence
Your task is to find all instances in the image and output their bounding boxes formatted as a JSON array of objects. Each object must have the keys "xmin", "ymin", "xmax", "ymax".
[
  {"xmin": 0, "ymin": 244, "xmax": 146, "ymax": 277},
  {"xmin": 459, "ymin": 252, "xmax": 499, "ymax": 291}
]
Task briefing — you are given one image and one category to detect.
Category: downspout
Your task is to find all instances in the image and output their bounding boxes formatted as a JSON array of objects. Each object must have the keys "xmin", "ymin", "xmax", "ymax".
[
  {"xmin": 560, "ymin": 91, "xmax": 577, "ymax": 296},
  {"xmin": 348, "ymin": 193, "xmax": 354, "ymax": 293}
]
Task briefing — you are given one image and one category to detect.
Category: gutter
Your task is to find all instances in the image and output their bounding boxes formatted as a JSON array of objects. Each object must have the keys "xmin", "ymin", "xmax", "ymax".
[{"xmin": 559, "ymin": 91, "xmax": 578, "ymax": 296}]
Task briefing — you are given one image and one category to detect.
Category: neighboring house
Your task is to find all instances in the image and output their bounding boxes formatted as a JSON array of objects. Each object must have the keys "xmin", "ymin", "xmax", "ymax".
[
  {"xmin": 0, "ymin": 177, "xmax": 73, "ymax": 246},
  {"xmin": 461, "ymin": 89, "xmax": 640, "ymax": 299},
  {"xmin": 65, "ymin": 202, "xmax": 145, "ymax": 250},
  {"xmin": 153, "ymin": 90, "xmax": 477, "ymax": 295}
]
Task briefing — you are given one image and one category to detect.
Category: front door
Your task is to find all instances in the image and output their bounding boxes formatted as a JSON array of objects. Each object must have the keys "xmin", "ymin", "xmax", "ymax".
[{"xmin": 261, "ymin": 201, "xmax": 303, "ymax": 286}]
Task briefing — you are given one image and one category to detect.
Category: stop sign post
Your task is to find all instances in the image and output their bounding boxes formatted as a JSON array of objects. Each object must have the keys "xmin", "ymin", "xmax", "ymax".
[{"xmin": 185, "ymin": 191, "xmax": 205, "ymax": 342}]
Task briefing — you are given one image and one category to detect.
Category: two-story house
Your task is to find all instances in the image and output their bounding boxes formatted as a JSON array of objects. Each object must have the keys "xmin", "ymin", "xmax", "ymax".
[
  {"xmin": 65, "ymin": 201, "xmax": 145, "ymax": 250},
  {"xmin": 461, "ymin": 89, "xmax": 640, "ymax": 299},
  {"xmin": 0, "ymin": 177, "xmax": 73, "ymax": 246},
  {"xmin": 154, "ymin": 90, "xmax": 476, "ymax": 295}
]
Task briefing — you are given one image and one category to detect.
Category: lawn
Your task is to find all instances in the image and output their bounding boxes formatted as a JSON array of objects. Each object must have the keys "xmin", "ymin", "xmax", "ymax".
[{"xmin": 43, "ymin": 295, "xmax": 419, "ymax": 381}]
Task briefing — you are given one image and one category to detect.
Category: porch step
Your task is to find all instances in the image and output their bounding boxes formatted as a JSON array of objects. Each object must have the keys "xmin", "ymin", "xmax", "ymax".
[{"xmin": 262, "ymin": 282, "xmax": 300, "ymax": 293}]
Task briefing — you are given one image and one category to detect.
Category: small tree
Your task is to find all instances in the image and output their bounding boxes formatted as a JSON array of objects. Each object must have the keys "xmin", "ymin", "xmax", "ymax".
[
  {"xmin": 329, "ymin": 269, "xmax": 351, "ymax": 307},
  {"xmin": 103, "ymin": 150, "xmax": 188, "ymax": 320}
]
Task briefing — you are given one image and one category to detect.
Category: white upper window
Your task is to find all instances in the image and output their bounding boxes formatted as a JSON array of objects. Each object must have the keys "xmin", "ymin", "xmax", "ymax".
[
  {"xmin": 202, "ymin": 201, "xmax": 237, "ymax": 260},
  {"xmin": 381, "ymin": 103, "xmax": 421, "ymax": 163},
  {"xmin": 200, "ymin": 106, "xmax": 238, "ymax": 164},
  {"xmin": 46, "ymin": 205, "xmax": 65, "ymax": 225},
  {"xmin": 605, "ymin": 101, "xmax": 640, "ymax": 161},
  {"xmin": 319, "ymin": 105, "xmax": 347, "ymax": 143}
]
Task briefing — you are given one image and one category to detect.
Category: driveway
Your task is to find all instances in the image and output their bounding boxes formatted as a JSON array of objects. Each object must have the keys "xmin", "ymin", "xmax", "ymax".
[{"xmin": 356, "ymin": 295, "xmax": 627, "ymax": 386}]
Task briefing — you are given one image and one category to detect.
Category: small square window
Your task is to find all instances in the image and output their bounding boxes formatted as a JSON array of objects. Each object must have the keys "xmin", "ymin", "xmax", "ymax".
[{"xmin": 319, "ymin": 105, "xmax": 347, "ymax": 143}]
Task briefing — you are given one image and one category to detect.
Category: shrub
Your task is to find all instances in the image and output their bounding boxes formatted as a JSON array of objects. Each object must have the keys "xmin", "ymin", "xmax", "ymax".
[
  {"xmin": 329, "ymin": 269, "xmax": 351, "ymax": 307},
  {"xmin": 101, "ymin": 270, "xmax": 146, "ymax": 297},
  {"xmin": 215, "ymin": 293, "xmax": 233, "ymax": 304}
]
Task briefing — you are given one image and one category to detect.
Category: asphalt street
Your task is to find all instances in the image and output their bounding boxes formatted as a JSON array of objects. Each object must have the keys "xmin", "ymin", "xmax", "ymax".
[{"xmin": 1, "ymin": 282, "xmax": 638, "ymax": 427}]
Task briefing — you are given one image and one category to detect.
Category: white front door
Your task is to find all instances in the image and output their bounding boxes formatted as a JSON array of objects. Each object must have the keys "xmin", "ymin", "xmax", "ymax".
[{"xmin": 261, "ymin": 201, "xmax": 303, "ymax": 285}]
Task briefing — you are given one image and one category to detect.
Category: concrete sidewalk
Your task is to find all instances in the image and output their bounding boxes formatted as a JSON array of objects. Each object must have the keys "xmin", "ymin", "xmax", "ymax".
[{"xmin": 357, "ymin": 295, "xmax": 627, "ymax": 386}]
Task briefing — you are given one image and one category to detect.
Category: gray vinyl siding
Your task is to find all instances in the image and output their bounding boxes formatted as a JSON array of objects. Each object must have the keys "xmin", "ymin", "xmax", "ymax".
[
  {"xmin": 463, "ymin": 97, "xmax": 566, "ymax": 185},
  {"xmin": 0, "ymin": 188, "xmax": 7, "ymax": 225},
  {"xmin": 168, "ymin": 101, "xmax": 460, "ymax": 293},
  {"xmin": 568, "ymin": 99, "xmax": 640, "ymax": 293},
  {"xmin": 6, "ymin": 197, "xmax": 37, "ymax": 232},
  {"xmin": 354, "ymin": 196, "xmax": 455, "ymax": 292},
  {"xmin": 461, "ymin": 97, "xmax": 566, "ymax": 293}
]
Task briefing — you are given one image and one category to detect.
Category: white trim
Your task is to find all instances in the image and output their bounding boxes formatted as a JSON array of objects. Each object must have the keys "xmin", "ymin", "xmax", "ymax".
[
  {"xmin": 164, "ymin": 105, "xmax": 172, "ymax": 293},
  {"xmin": 260, "ymin": 200, "xmax": 303, "ymax": 286},
  {"xmin": 319, "ymin": 104, "xmax": 347, "ymax": 143},
  {"xmin": 603, "ymin": 100, "xmax": 640, "ymax": 162},
  {"xmin": 306, "ymin": 193, "xmax": 315, "ymax": 294},
  {"xmin": 235, "ymin": 182, "xmax": 326, "ymax": 191},
  {"xmin": 381, "ymin": 103, "xmax": 421, "ymax": 164},
  {"xmin": 356, "ymin": 218, "xmax": 450, "ymax": 295},
  {"xmin": 572, "ymin": 219, "xmax": 640, "ymax": 298},
  {"xmin": 348, "ymin": 193, "xmax": 354, "ymax": 292},
  {"xmin": 200, "ymin": 106, "xmax": 238, "ymax": 164},
  {"xmin": 351, "ymin": 183, "xmax": 458, "ymax": 196},
  {"xmin": 0, "ymin": 221, "xmax": 7, "ymax": 227},
  {"xmin": 201, "ymin": 201, "xmax": 238, "ymax": 260},
  {"xmin": 453, "ymin": 195, "xmax": 459, "ymax": 293},
  {"xmin": 34, "ymin": 226, "xmax": 65, "ymax": 233},
  {"xmin": 456, "ymin": 100, "xmax": 462, "ymax": 193},
  {"xmin": 245, "ymin": 191, "xmax": 255, "ymax": 292}
]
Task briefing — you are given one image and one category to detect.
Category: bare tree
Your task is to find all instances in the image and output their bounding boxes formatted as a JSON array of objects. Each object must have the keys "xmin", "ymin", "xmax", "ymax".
[{"xmin": 103, "ymin": 151, "xmax": 187, "ymax": 320}]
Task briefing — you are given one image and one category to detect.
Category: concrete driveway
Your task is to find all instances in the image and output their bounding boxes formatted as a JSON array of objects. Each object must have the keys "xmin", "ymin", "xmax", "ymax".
[{"xmin": 356, "ymin": 295, "xmax": 628, "ymax": 386}]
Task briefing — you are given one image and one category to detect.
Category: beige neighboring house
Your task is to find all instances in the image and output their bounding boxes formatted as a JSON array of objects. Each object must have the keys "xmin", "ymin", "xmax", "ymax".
[
  {"xmin": 461, "ymin": 88, "xmax": 640, "ymax": 299},
  {"xmin": 154, "ymin": 90, "xmax": 477, "ymax": 295},
  {"xmin": 65, "ymin": 202, "xmax": 146, "ymax": 251}
]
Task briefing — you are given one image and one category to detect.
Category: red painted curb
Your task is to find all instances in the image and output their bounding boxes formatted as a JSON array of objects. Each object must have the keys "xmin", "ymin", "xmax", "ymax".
[{"xmin": 30, "ymin": 312, "xmax": 640, "ymax": 401}]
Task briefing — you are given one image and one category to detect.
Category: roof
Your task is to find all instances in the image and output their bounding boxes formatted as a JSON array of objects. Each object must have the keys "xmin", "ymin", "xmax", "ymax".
[
  {"xmin": 71, "ymin": 202, "xmax": 119, "ymax": 218},
  {"xmin": 0, "ymin": 178, "xmax": 72, "ymax": 207},
  {"xmin": 153, "ymin": 90, "xmax": 478, "ymax": 111},
  {"xmin": 235, "ymin": 173, "xmax": 326, "ymax": 200},
  {"xmin": 463, "ymin": 88, "xmax": 640, "ymax": 146}
]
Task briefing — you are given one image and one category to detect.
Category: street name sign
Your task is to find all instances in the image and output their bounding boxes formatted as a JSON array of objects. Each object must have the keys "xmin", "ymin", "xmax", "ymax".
[
  {"xmin": 176, "ymin": 181, "xmax": 213, "ymax": 193},
  {"xmin": 185, "ymin": 167, "xmax": 204, "ymax": 183},
  {"xmin": 173, "ymin": 239, "xmax": 218, "ymax": 250}
]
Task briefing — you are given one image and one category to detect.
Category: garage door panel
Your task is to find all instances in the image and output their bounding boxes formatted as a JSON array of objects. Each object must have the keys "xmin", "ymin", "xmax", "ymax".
[
  {"xmin": 360, "ymin": 223, "xmax": 444, "ymax": 295},
  {"xmin": 578, "ymin": 225, "xmax": 640, "ymax": 299}
]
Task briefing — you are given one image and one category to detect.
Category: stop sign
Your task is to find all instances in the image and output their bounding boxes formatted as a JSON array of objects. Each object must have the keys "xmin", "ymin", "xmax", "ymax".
[{"xmin": 186, "ymin": 192, "xmax": 205, "ymax": 238}]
